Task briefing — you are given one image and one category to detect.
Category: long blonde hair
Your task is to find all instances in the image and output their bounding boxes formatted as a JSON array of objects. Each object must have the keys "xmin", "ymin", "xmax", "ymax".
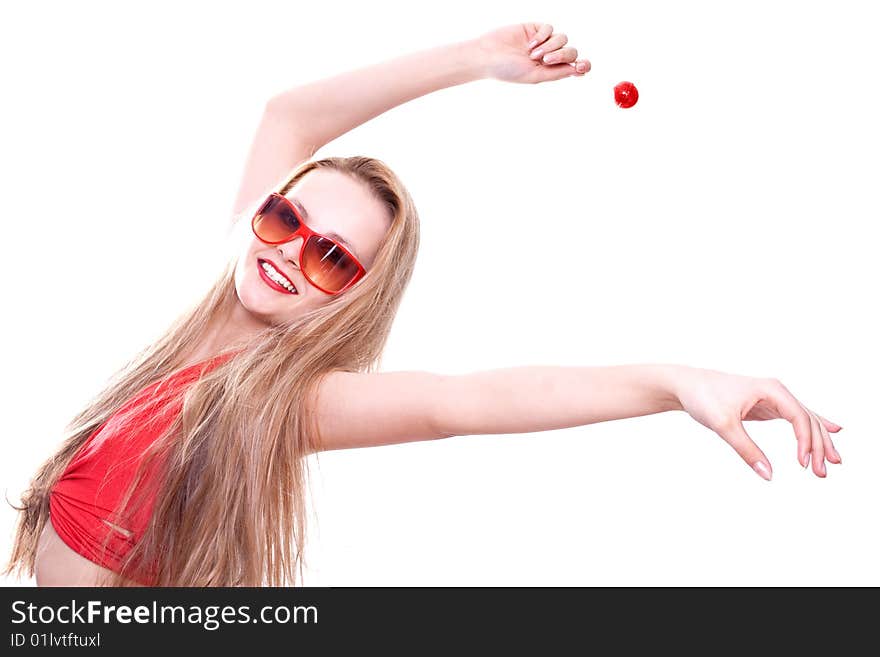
[{"xmin": 5, "ymin": 155, "xmax": 420, "ymax": 585}]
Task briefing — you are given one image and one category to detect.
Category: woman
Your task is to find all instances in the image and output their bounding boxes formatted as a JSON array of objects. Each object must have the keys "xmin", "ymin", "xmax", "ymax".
[{"xmin": 5, "ymin": 22, "xmax": 842, "ymax": 587}]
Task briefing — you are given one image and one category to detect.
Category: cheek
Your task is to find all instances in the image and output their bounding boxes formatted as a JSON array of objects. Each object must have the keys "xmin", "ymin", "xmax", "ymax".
[
  {"xmin": 232, "ymin": 259, "xmax": 255, "ymax": 307},
  {"xmin": 233, "ymin": 252, "xmax": 332, "ymax": 314},
  {"xmin": 234, "ymin": 229, "xmax": 342, "ymax": 311},
  {"xmin": 233, "ymin": 244, "xmax": 270, "ymax": 305},
  {"xmin": 234, "ymin": 238, "xmax": 265, "ymax": 287},
  {"xmin": 234, "ymin": 242, "xmax": 255, "ymax": 281}
]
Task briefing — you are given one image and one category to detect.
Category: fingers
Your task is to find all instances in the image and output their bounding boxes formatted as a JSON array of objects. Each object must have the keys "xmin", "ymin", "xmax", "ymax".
[
  {"xmin": 808, "ymin": 412, "xmax": 827, "ymax": 477},
  {"xmin": 526, "ymin": 24, "xmax": 591, "ymax": 77},
  {"xmin": 767, "ymin": 384, "xmax": 814, "ymax": 468},
  {"xmin": 762, "ymin": 380, "xmax": 815, "ymax": 469},
  {"xmin": 717, "ymin": 418, "xmax": 773, "ymax": 481},
  {"xmin": 540, "ymin": 46, "xmax": 579, "ymax": 66},
  {"xmin": 527, "ymin": 23, "xmax": 554, "ymax": 50},
  {"xmin": 530, "ymin": 34, "xmax": 568, "ymax": 62},
  {"xmin": 824, "ymin": 428, "xmax": 843, "ymax": 464},
  {"xmin": 817, "ymin": 413, "xmax": 843, "ymax": 433},
  {"xmin": 811, "ymin": 406, "xmax": 842, "ymax": 465},
  {"xmin": 573, "ymin": 59, "xmax": 591, "ymax": 75},
  {"xmin": 763, "ymin": 380, "xmax": 843, "ymax": 476}
]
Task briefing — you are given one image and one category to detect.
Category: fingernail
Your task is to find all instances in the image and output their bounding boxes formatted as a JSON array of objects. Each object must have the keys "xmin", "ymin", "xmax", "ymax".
[
  {"xmin": 576, "ymin": 62, "xmax": 586, "ymax": 73},
  {"xmin": 528, "ymin": 39, "xmax": 538, "ymax": 49},
  {"xmin": 819, "ymin": 462, "xmax": 827, "ymax": 476},
  {"xmin": 530, "ymin": 48, "xmax": 543, "ymax": 60},
  {"xmin": 802, "ymin": 455, "xmax": 809, "ymax": 469},
  {"xmin": 753, "ymin": 461, "xmax": 772, "ymax": 481}
]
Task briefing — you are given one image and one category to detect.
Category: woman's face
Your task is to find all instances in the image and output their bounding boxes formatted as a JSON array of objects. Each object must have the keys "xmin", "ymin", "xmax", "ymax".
[{"xmin": 234, "ymin": 169, "xmax": 391, "ymax": 326}]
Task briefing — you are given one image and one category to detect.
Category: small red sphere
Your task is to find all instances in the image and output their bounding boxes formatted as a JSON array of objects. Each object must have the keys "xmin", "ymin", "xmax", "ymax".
[{"xmin": 614, "ymin": 81, "xmax": 639, "ymax": 109}]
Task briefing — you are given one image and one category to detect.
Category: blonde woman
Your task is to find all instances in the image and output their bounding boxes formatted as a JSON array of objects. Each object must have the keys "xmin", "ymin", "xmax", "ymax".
[{"xmin": 5, "ymin": 22, "xmax": 841, "ymax": 587}]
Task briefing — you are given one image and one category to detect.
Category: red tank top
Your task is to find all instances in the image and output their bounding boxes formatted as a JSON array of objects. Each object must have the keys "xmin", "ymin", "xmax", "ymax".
[{"xmin": 49, "ymin": 350, "xmax": 240, "ymax": 585}]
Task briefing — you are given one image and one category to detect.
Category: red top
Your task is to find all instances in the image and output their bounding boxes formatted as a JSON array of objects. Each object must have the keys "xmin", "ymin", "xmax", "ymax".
[{"xmin": 49, "ymin": 350, "xmax": 239, "ymax": 585}]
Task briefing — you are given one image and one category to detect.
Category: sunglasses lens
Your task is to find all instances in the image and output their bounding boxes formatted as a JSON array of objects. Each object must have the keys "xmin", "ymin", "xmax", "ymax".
[
  {"xmin": 252, "ymin": 195, "xmax": 301, "ymax": 242},
  {"xmin": 302, "ymin": 236, "xmax": 361, "ymax": 293}
]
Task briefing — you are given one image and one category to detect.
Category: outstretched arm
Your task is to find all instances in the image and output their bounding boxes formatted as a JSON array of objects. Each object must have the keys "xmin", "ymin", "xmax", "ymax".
[
  {"xmin": 312, "ymin": 365, "xmax": 679, "ymax": 457},
  {"xmin": 311, "ymin": 365, "xmax": 842, "ymax": 480},
  {"xmin": 230, "ymin": 22, "xmax": 590, "ymax": 219}
]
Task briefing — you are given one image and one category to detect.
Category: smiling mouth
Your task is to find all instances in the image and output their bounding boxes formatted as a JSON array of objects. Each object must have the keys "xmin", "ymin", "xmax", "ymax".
[{"xmin": 257, "ymin": 258, "xmax": 298, "ymax": 294}]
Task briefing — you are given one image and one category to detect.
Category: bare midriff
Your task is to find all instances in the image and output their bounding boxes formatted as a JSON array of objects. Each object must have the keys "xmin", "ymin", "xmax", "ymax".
[{"xmin": 35, "ymin": 521, "xmax": 144, "ymax": 587}]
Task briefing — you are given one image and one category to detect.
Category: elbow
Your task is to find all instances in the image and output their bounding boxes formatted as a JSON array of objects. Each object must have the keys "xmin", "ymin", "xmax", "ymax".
[
  {"xmin": 264, "ymin": 93, "xmax": 293, "ymax": 120},
  {"xmin": 263, "ymin": 94, "xmax": 287, "ymax": 118},
  {"xmin": 265, "ymin": 91, "xmax": 305, "ymax": 120}
]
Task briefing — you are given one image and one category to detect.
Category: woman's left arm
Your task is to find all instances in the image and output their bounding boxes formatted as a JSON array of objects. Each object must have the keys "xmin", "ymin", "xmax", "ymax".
[
  {"xmin": 310, "ymin": 364, "xmax": 842, "ymax": 481},
  {"xmin": 431, "ymin": 363, "xmax": 843, "ymax": 480},
  {"xmin": 230, "ymin": 22, "xmax": 590, "ymax": 217}
]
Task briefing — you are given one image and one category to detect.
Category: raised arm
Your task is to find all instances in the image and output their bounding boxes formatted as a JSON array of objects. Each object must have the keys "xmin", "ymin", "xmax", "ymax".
[
  {"xmin": 229, "ymin": 22, "xmax": 592, "ymax": 220},
  {"xmin": 310, "ymin": 365, "xmax": 842, "ymax": 480},
  {"xmin": 229, "ymin": 38, "xmax": 487, "ymax": 220}
]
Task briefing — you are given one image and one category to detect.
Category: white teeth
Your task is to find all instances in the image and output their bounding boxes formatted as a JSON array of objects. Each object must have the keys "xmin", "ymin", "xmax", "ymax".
[{"xmin": 260, "ymin": 261, "xmax": 296, "ymax": 293}]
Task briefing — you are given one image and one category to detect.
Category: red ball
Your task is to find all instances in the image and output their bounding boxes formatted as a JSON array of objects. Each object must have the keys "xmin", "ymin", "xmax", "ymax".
[{"xmin": 614, "ymin": 81, "xmax": 639, "ymax": 109}]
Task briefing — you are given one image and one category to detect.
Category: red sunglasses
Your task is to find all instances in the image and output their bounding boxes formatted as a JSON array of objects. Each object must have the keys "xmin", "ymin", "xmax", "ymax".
[{"xmin": 251, "ymin": 193, "xmax": 366, "ymax": 295}]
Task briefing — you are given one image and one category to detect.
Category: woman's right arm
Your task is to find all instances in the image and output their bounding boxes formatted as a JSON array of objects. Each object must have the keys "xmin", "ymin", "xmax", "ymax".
[
  {"xmin": 311, "ymin": 365, "xmax": 841, "ymax": 479},
  {"xmin": 229, "ymin": 38, "xmax": 487, "ymax": 221},
  {"xmin": 229, "ymin": 22, "xmax": 591, "ymax": 221}
]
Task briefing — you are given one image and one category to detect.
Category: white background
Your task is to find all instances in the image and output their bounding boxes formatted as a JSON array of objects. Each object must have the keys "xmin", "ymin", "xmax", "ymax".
[{"xmin": 1, "ymin": 0, "xmax": 877, "ymax": 586}]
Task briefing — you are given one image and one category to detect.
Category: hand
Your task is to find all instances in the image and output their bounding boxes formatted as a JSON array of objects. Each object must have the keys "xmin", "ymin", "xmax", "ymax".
[
  {"xmin": 473, "ymin": 22, "xmax": 591, "ymax": 84},
  {"xmin": 672, "ymin": 367, "xmax": 843, "ymax": 480}
]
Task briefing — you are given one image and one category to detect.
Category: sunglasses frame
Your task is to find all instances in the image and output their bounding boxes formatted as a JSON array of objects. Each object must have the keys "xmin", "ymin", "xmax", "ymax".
[{"xmin": 251, "ymin": 192, "xmax": 367, "ymax": 295}]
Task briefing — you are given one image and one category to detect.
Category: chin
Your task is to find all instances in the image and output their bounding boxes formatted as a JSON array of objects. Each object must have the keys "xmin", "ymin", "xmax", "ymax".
[{"xmin": 240, "ymin": 282, "xmax": 319, "ymax": 327}]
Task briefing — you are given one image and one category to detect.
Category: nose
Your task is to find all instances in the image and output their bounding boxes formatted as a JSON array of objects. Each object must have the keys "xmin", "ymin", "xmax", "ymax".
[{"xmin": 277, "ymin": 236, "xmax": 304, "ymax": 269}]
